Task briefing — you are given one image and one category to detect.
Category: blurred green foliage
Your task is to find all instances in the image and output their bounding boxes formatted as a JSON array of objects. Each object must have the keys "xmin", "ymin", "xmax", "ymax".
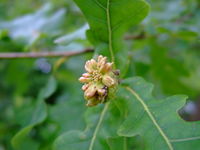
[{"xmin": 0, "ymin": 0, "xmax": 200, "ymax": 149}]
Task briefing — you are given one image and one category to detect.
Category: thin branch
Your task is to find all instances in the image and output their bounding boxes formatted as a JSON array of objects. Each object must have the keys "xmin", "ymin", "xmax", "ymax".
[
  {"xmin": 124, "ymin": 32, "xmax": 146, "ymax": 40},
  {"xmin": 0, "ymin": 32, "xmax": 146, "ymax": 60},
  {"xmin": 175, "ymin": 13, "xmax": 194, "ymax": 24},
  {"xmin": 0, "ymin": 48, "xmax": 94, "ymax": 59}
]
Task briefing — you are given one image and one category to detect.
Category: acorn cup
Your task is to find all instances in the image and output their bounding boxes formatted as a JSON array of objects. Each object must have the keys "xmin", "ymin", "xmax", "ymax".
[{"xmin": 79, "ymin": 55, "xmax": 119, "ymax": 107}]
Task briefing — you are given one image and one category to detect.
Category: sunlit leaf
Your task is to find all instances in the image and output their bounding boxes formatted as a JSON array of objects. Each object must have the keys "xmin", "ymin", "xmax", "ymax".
[
  {"xmin": 0, "ymin": 3, "xmax": 66, "ymax": 45},
  {"xmin": 54, "ymin": 24, "xmax": 89, "ymax": 44}
]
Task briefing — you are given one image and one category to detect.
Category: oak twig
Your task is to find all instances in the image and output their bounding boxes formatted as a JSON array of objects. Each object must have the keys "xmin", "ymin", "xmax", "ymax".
[
  {"xmin": 0, "ymin": 32, "xmax": 146, "ymax": 60},
  {"xmin": 0, "ymin": 48, "xmax": 94, "ymax": 59},
  {"xmin": 124, "ymin": 32, "xmax": 146, "ymax": 40}
]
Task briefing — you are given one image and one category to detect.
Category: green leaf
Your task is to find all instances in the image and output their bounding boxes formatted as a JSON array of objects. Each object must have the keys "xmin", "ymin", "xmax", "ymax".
[
  {"xmin": 53, "ymin": 130, "xmax": 90, "ymax": 150},
  {"xmin": 54, "ymin": 24, "xmax": 89, "ymax": 44},
  {"xmin": 149, "ymin": 41, "xmax": 194, "ymax": 96},
  {"xmin": 11, "ymin": 76, "xmax": 57, "ymax": 150},
  {"xmin": 49, "ymin": 97, "xmax": 86, "ymax": 133},
  {"xmin": 53, "ymin": 99, "xmax": 128, "ymax": 150},
  {"xmin": 11, "ymin": 99, "xmax": 47, "ymax": 150},
  {"xmin": 53, "ymin": 104, "xmax": 110, "ymax": 150},
  {"xmin": 39, "ymin": 76, "xmax": 57, "ymax": 99},
  {"xmin": 107, "ymin": 136, "xmax": 143, "ymax": 150},
  {"xmin": 118, "ymin": 77, "xmax": 200, "ymax": 150},
  {"xmin": 73, "ymin": 0, "xmax": 150, "ymax": 73},
  {"xmin": 0, "ymin": 3, "xmax": 66, "ymax": 45}
]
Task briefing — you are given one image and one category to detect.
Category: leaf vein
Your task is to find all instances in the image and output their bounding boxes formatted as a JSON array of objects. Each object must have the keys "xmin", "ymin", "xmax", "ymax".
[
  {"xmin": 94, "ymin": 0, "xmax": 106, "ymax": 10},
  {"xmin": 125, "ymin": 86, "xmax": 174, "ymax": 150},
  {"xmin": 106, "ymin": 0, "xmax": 115, "ymax": 63},
  {"xmin": 170, "ymin": 136, "xmax": 200, "ymax": 143}
]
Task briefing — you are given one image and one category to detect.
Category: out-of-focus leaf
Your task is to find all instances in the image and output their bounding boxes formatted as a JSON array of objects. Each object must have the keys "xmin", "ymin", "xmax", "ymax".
[
  {"xmin": 54, "ymin": 24, "xmax": 89, "ymax": 44},
  {"xmin": 0, "ymin": 3, "xmax": 66, "ymax": 45},
  {"xmin": 11, "ymin": 76, "xmax": 57, "ymax": 150},
  {"xmin": 182, "ymin": 66, "xmax": 200, "ymax": 92},
  {"xmin": 39, "ymin": 76, "xmax": 57, "ymax": 99},
  {"xmin": 53, "ymin": 130, "xmax": 90, "ymax": 150},
  {"xmin": 11, "ymin": 99, "xmax": 47, "ymax": 150},
  {"xmin": 149, "ymin": 42, "xmax": 194, "ymax": 96}
]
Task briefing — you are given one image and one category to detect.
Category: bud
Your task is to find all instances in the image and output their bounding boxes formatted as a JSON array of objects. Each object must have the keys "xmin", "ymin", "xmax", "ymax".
[
  {"xmin": 97, "ymin": 88, "xmax": 107, "ymax": 96},
  {"xmin": 100, "ymin": 62, "xmax": 113, "ymax": 73},
  {"xmin": 79, "ymin": 77, "xmax": 90, "ymax": 83},
  {"xmin": 84, "ymin": 85, "xmax": 97, "ymax": 99},
  {"xmin": 85, "ymin": 59, "xmax": 97, "ymax": 73},
  {"xmin": 98, "ymin": 55, "xmax": 103, "ymax": 62},
  {"xmin": 98, "ymin": 56, "xmax": 107, "ymax": 67},
  {"xmin": 102, "ymin": 75, "xmax": 116, "ymax": 87},
  {"xmin": 82, "ymin": 73, "xmax": 90, "ymax": 78},
  {"xmin": 82, "ymin": 84, "xmax": 89, "ymax": 91}
]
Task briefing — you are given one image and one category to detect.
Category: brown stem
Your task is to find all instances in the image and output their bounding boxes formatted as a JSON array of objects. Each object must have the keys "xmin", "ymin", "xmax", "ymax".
[
  {"xmin": 124, "ymin": 32, "xmax": 146, "ymax": 40},
  {"xmin": 0, "ymin": 48, "xmax": 94, "ymax": 59},
  {"xmin": 0, "ymin": 32, "xmax": 146, "ymax": 60}
]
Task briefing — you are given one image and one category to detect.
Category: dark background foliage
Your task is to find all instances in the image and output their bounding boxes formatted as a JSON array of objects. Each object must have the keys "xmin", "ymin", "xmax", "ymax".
[{"xmin": 0, "ymin": 0, "xmax": 200, "ymax": 149}]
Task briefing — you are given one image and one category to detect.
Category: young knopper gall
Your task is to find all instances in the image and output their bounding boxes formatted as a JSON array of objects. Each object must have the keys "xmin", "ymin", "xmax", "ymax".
[{"xmin": 79, "ymin": 55, "xmax": 119, "ymax": 107}]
